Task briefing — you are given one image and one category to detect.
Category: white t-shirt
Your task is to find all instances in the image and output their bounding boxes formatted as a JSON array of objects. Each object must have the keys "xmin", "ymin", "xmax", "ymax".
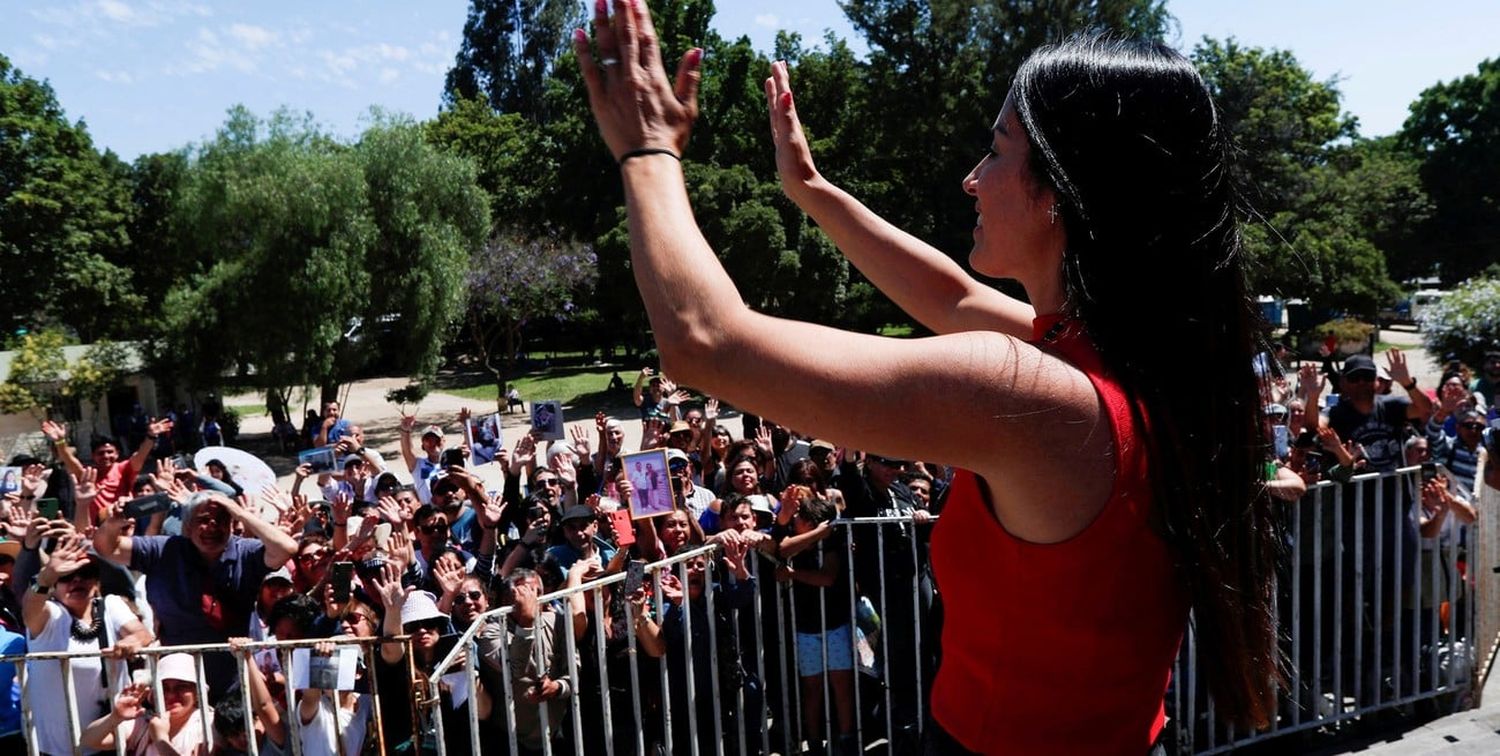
[
  {"xmin": 299, "ymin": 694, "xmax": 371, "ymax": 756},
  {"xmin": 26, "ymin": 594, "xmax": 138, "ymax": 755}
]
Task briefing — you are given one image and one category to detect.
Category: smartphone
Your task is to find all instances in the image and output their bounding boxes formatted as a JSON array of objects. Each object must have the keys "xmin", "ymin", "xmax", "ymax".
[
  {"xmin": 171, "ymin": 453, "xmax": 194, "ymax": 471},
  {"xmin": 1421, "ymin": 461, "xmax": 1438, "ymax": 484},
  {"xmin": 331, "ymin": 561, "xmax": 355, "ymax": 603},
  {"xmin": 609, "ymin": 509, "xmax": 636, "ymax": 548},
  {"xmin": 1273, "ymin": 425, "xmax": 1290, "ymax": 459},
  {"xmin": 1325, "ymin": 394, "xmax": 1340, "ymax": 410},
  {"xmin": 440, "ymin": 448, "xmax": 466, "ymax": 469},
  {"xmin": 124, "ymin": 492, "xmax": 173, "ymax": 519},
  {"xmin": 35, "ymin": 497, "xmax": 61, "ymax": 519},
  {"xmin": 624, "ymin": 559, "xmax": 646, "ymax": 595}
]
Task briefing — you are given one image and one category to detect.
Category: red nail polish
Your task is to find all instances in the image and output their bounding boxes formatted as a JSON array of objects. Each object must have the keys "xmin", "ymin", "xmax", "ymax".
[
  {"xmin": 595, "ymin": 0, "xmax": 606, "ymax": 14},
  {"xmin": 573, "ymin": 28, "xmax": 586, "ymax": 43},
  {"xmin": 782, "ymin": 91, "xmax": 793, "ymax": 108}
]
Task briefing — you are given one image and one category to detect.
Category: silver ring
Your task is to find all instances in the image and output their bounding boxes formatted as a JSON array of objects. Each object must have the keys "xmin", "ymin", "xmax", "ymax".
[{"xmin": 600, "ymin": 57, "xmax": 619, "ymax": 67}]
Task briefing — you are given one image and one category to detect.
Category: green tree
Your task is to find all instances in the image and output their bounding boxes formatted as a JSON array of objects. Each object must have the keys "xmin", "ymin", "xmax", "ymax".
[
  {"xmin": 0, "ymin": 54, "xmax": 140, "ymax": 340},
  {"xmin": 0, "ymin": 329, "xmax": 68, "ymax": 416},
  {"xmin": 445, "ymin": 0, "xmax": 586, "ymax": 121},
  {"xmin": 1192, "ymin": 38, "xmax": 1356, "ymax": 219},
  {"xmin": 424, "ymin": 97, "xmax": 552, "ymax": 229},
  {"xmin": 159, "ymin": 108, "xmax": 488, "ymax": 421},
  {"xmin": 464, "ymin": 227, "xmax": 598, "ymax": 406},
  {"xmin": 1399, "ymin": 57, "xmax": 1500, "ymax": 283}
]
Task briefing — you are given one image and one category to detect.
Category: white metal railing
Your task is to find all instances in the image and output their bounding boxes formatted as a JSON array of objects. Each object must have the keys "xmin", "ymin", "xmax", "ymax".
[
  {"xmin": 1167, "ymin": 466, "xmax": 1478, "ymax": 753},
  {"xmin": 6, "ymin": 468, "xmax": 1489, "ymax": 755}
]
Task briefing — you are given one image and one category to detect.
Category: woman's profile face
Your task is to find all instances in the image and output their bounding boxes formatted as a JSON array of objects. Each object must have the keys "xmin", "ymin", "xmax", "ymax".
[{"xmin": 963, "ymin": 95, "xmax": 1066, "ymax": 285}]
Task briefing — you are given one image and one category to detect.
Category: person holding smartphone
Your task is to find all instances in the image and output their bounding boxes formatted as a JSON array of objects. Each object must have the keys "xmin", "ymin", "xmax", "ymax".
[
  {"xmin": 576, "ymin": 6, "xmax": 1283, "ymax": 750},
  {"xmin": 42, "ymin": 417, "xmax": 172, "ymax": 525}
]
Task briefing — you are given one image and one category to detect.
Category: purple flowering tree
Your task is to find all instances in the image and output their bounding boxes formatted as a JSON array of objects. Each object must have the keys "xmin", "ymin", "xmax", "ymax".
[{"xmin": 465, "ymin": 228, "xmax": 598, "ymax": 409}]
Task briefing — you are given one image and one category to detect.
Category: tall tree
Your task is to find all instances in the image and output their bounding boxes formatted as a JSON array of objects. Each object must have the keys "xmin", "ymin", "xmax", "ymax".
[
  {"xmin": 159, "ymin": 108, "xmax": 488, "ymax": 419},
  {"xmin": 1399, "ymin": 57, "xmax": 1500, "ymax": 283},
  {"xmin": 0, "ymin": 54, "xmax": 140, "ymax": 340},
  {"xmin": 445, "ymin": 0, "xmax": 586, "ymax": 121},
  {"xmin": 464, "ymin": 228, "xmax": 598, "ymax": 406},
  {"xmin": 1192, "ymin": 38, "xmax": 1357, "ymax": 219}
]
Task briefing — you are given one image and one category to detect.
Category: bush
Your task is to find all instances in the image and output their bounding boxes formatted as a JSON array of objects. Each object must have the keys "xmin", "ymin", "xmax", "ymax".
[{"xmin": 1420, "ymin": 277, "xmax": 1500, "ymax": 366}]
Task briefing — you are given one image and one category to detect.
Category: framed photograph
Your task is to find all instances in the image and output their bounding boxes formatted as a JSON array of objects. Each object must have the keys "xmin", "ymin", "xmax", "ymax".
[
  {"xmin": 298, "ymin": 445, "xmax": 338, "ymax": 474},
  {"xmin": 467, "ymin": 412, "xmax": 503, "ymax": 464},
  {"xmin": 0, "ymin": 467, "xmax": 21, "ymax": 496},
  {"xmin": 531, "ymin": 400, "xmax": 565, "ymax": 441},
  {"xmin": 623, "ymin": 448, "xmax": 675, "ymax": 519}
]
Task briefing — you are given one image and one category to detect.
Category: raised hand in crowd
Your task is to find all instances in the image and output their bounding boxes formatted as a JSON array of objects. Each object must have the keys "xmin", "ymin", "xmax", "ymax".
[
  {"xmin": 657, "ymin": 375, "xmax": 677, "ymax": 396},
  {"xmin": 111, "ymin": 683, "xmax": 152, "ymax": 722},
  {"xmin": 570, "ymin": 423, "xmax": 592, "ymax": 462},
  {"xmin": 720, "ymin": 535, "xmax": 751, "ymax": 580},
  {"xmin": 331, "ymin": 489, "xmax": 353, "ymax": 528},
  {"xmin": 375, "ymin": 493, "xmax": 406, "ymax": 525},
  {"xmin": 1315, "ymin": 426, "xmax": 1356, "ymax": 468},
  {"xmin": 510, "ymin": 433, "xmax": 538, "ymax": 476},
  {"xmin": 37, "ymin": 533, "xmax": 92, "ymax": 586},
  {"xmin": 665, "ymin": 388, "xmax": 691, "ymax": 407},
  {"xmin": 20, "ymin": 463, "xmax": 49, "ymax": 500},
  {"xmin": 641, "ymin": 417, "xmax": 665, "ymax": 449},
  {"xmin": 146, "ymin": 417, "xmax": 174, "ymax": 440},
  {"xmin": 1384, "ymin": 348, "xmax": 1412, "ymax": 388},
  {"xmin": 1419, "ymin": 477, "xmax": 1451, "ymax": 536},
  {"xmin": 1435, "ymin": 379, "xmax": 1469, "ymax": 421},
  {"xmin": 754, "ymin": 424, "xmax": 774, "ymax": 458},
  {"xmin": 23, "ymin": 513, "xmax": 75, "ymax": 550},
  {"xmin": 511, "ymin": 576, "xmax": 540, "ymax": 628},
  {"xmin": 386, "ymin": 525, "xmax": 414, "ymax": 573}
]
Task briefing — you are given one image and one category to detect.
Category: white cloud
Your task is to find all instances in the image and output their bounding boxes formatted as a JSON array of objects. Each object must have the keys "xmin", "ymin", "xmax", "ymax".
[
  {"xmin": 95, "ymin": 69, "xmax": 135, "ymax": 84},
  {"xmin": 165, "ymin": 26, "xmax": 258, "ymax": 75},
  {"xmin": 229, "ymin": 23, "xmax": 276, "ymax": 50},
  {"xmin": 379, "ymin": 68, "xmax": 400, "ymax": 85},
  {"xmin": 97, "ymin": 0, "xmax": 136, "ymax": 23},
  {"xmin": 754, "ymin": 14, "xmax": 780, "ymax": 29},
  {"xmin": 33, "ymin": 34, "xmax": 61, "ymax": 50}
]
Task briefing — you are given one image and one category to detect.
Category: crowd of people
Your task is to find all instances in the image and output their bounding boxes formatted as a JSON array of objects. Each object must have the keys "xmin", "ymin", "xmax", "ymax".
[{"xmin": 0, "ymin": 376, "xmax": 948, "ymax": 755}]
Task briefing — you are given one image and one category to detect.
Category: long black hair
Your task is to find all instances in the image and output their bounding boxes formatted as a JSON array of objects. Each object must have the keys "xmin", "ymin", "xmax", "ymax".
[{"xmin": 1012, "ymin": 34, "xmax": 1282, "ymax": 728}]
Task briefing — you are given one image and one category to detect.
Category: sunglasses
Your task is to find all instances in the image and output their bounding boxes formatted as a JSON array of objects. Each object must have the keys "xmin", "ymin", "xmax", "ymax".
[
  {"xmin": 668, "ymin": 461, "xmax": 688, "ymax": 472},
  {"xmin": 419, "ymin": 521, "xmax": 449, "ymax": 535},
  {"xmin": 58, "ymin": 570, "xmax": 98, "ymax": 584},
  {"xmin": 1461, "ymin": 423, "xmax": 1485, "ymax": 431},
  {"xmin": 297, "ymin": 551, "xmax": 327, "ymax": 563},
  {"xmin": 534, "ymin": 478, "xmax": 561, "ymax": 488},
  {"xmin": 404, "ymin": 619, "xmax": 446, "ymax": 634},
  {"xmin": 342, "ymin": 613, "xmax": 375, "ymax": 626},
  {"xmin": 454, "ymin": 590, "xmax": 485, "ymax": 603}
]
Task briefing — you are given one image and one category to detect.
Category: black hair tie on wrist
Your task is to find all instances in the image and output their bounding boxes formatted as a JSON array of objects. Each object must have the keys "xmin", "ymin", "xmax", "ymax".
[{"xmin": 618, "ymin": 147, "xmax": 680, "ymax": 165}]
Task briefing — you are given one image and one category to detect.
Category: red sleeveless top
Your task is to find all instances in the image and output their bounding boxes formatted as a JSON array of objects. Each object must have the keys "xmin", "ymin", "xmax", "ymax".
[{"xmin": 929, "ymin": 315, "xmax": 1188, "ymax": 754}]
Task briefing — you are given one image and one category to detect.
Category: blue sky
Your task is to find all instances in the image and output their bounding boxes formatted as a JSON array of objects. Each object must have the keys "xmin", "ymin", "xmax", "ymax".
[{"xmin": 2, "ymin": 0, "xmax": 1496, "ymax": 160}]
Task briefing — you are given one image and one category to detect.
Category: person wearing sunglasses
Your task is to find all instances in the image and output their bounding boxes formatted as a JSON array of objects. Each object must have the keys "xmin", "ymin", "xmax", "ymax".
[{"xmin": 23, "ymin": 533, "xmax": 154, "ymax": 756}]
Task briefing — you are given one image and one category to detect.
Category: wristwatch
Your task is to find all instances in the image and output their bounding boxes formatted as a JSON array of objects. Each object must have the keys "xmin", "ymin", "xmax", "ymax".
[
  {"xmin": 1404, "ymin": 378, "xmax": 1418, "ymax": 391},
  {"xmin": 29, "ymin": 575, "xmax": 53, "ymax": 595}
]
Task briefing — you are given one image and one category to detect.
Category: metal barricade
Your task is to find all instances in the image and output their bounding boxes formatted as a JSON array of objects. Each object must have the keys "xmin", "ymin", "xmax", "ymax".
[
  {"xmin": 1167, "ymin": 466, "xmax": 1478, "ymax": 754},
  {"xmin": 3, "ymin": 635, "xmax": 392, "ymax": 756},
  {"xmin": 9, "ymin": 471, "xmax": 1491, "ymax": 756}
]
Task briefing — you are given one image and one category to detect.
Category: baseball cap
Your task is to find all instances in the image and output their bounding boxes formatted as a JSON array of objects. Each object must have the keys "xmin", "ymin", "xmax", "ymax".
[
  {"xmin": 866, "ymin": 453, "xmax": 909, "ymax": 467},
  {"xmin": 668, "ymin": 420, "xmax": 692, "ymax": 435},
  {"xmin": 262, "ymin": 566, "xmax": 294, "ymax": 585},
  {"xmin": 1342, "ymin": 354, "xmax": 1377, "ymax": 377},
  {"xmin": 747, "ymin": 494, "xmax": 776, "ymax": 517},
  {"xmin": 560, "ymin": 505, "xmax": 595, "ymax": 524},
  {"xmin": 421, "ymin": 425, "xmax": 444, "ymax": 441},
  {"xmin": 809, "ymin": 440, "xmax": 835, "ymax": 454},
  {"xmin": 665, "ymin": 448, "xmax": 689, "ymax": 468}
]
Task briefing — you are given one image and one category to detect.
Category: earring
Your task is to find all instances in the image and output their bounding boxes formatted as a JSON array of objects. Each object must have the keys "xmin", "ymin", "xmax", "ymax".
[{"xmin": 1048, "ymin": 204, "xmax": 1059, "ymax": 225}]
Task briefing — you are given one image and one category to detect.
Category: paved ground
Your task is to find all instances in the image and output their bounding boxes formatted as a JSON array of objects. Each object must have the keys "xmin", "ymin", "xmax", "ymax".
[{"xmin": 1317, "ymin": 668, "xmax": 1500, "ymax": 755}]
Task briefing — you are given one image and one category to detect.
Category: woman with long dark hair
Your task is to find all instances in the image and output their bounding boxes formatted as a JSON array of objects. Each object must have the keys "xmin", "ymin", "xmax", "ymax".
[{"xmin": 574, "ymin": 5, "xmax": 1277, "ymax": 752}]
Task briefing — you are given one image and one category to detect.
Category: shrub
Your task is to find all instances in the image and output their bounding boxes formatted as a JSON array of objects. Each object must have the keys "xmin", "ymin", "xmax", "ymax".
[{"xmin": 1420, "ymin": 277, "xmax": 1500, "ymax": 366}]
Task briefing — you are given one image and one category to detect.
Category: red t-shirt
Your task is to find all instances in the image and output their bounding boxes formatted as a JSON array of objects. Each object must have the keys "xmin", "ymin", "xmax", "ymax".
[
  {"xmin": 929, "ymin": 315, "xmax": 1188, "ymax": 753},
  {"xmin": 91, "ymin": 460, "xmax": 138, "ymax": 523}
]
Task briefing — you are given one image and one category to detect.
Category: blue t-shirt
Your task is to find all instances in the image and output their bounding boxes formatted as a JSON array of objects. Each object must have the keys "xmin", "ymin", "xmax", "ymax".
[
  {"xmin": 130, "ymin": 534, "xmax": 271, "ymax": 645},
  {"xmin": 326, "ymin": 418, "xmax": 352, "ymax": 444},
  {"xmin": 0, "ymin": 628, "xmax": 23, "ymax": 737},
  {"xmin": 545, "ymin": 537, "xmax": 618, "ymax": 578}
]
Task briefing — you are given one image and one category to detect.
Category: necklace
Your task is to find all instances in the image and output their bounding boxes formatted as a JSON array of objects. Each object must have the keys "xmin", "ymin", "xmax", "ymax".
[
  {"xmin": 69, "ymin": 602, "xmax": 104, "ymax": 643},
  {"xmin": 1041, "ymin": 315, "xmax": 1077, "ymax": 344}
]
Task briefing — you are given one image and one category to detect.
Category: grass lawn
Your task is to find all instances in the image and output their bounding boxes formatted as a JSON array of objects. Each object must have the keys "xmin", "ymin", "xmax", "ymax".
[
  {"xmin": 878, "ymin": 323, "xmax": 916, "ymax": 338},
  {"xmin": 440, "ymin": 367, "xmax": 629, "ymax": 413},
  {"xmin": 228, "ymin": 403, "xmax": 267, "ymax": 417}
]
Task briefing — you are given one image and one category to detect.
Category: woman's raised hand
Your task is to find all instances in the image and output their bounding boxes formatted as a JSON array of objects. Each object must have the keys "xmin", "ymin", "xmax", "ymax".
[
  {"xmin": 765, "ymin": 59, "xmax": 821, "ymax": 204},
  {"xmin": 573, "ymin": 0, "xmax": 702, "ymax": 161}
]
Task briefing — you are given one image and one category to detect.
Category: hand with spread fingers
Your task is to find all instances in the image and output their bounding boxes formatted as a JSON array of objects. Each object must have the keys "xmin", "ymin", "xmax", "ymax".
[{"xmin": 573, "ymin": 0, "xmax": 703, "ymax": 162}]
